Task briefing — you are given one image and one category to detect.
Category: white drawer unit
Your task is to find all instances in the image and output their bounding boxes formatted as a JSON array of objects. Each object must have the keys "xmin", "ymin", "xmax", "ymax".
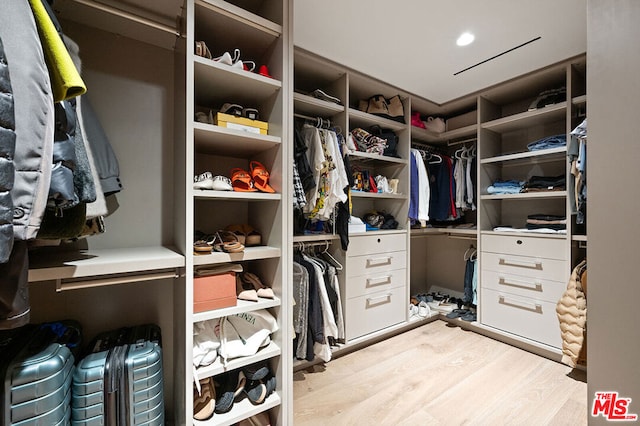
[
  {"xmin": 481, "ymin": 252, "xmax": 568, "ymax": 283},
  {"xmin": 481, "ymin": 234, "xmax": 567, "ymax": 260},
  {"xmin": 346, "ymin": 250, "xmax": 407, "ymax": 279},
  {"xmin": 344, "ymin": 266, "xmax": 406, "ymax": 300},
  {"xmin": 344, "ymin": 285, "xmax": 407, "ymax": 341},
  {"xmin": 347, "ymin": 233, "xmax": 406, "ymax": 256},
  {"xmin": 481, "ymin": 269, "xmax": 566, "ymax": 304},
  {"xmin": 482, "ymin": 288, "xmax": 562, "ymax": 348},
  {"xmin": 343, "ymin": 233, "xmax": 409, "ymax": 341}
]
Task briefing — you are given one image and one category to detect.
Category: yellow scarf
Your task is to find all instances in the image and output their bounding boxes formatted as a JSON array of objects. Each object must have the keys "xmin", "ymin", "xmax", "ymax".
[{"xmin": 28, "ymin": 0, "xmax": 86, "ymax": 102}]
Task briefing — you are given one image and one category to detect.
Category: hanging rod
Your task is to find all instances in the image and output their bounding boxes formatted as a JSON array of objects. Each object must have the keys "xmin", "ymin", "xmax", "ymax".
[
  {"xmin": 294, "ymin": 239, "xmax": 334, "ymax": 248},
  {"xmin": 447, "ymin": 137, "xmax": 478, "ymax": 147},
  {"xmin": 56, "ymin": 268, "xmax": 181, "ymax": 292},
  {"xmin": 68, "ymin": 0, "xmax": 182, "ymax": 36}
]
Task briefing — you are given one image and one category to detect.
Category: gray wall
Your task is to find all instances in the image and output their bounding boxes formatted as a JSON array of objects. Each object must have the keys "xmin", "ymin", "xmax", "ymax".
[{"xmin": 588, "ymin": 1, "xmax": 640, "ymax": 424}]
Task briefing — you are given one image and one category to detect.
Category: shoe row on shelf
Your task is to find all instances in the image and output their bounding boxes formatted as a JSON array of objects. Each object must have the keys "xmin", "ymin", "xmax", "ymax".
[
  {"xmin": 195, "ymin": 44, "xmax": 272, "ymax": 78},
  {"xmin": 194, "ymin": 161, "xmax": 276, "ymax": 193}
]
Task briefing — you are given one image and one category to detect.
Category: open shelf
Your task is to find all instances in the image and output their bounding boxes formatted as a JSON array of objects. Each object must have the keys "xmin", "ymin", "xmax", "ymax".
[
  {"xmin": 196, "ymin": 341, "xmax": 281, "ymax": 379},
  {"xmin": 481, "ymin": 230, "xmax": 567, "ymax": 239},
  {"xmin": 411, "ymin": 124, "xmax": 477, "ymax": 144},
  {"xmin": 480, "ymin": 191, "xmax": 567, "ymax": 200},
  {"xmin": 194, "ymin": 122, "xmax": 281, "ymax": 156},
  {"xmin": 292, "ymin": 234, "xmax": 340, "ymax": 243},
  {"xmin": 193, "ymin": 191, "xmax": 282, "ymax": 201},
  {"xmin": 347, "ymin": 151, "xmax": 408, "ymax": 165},
  {"xmin": 480, "ymin": 146, "xmax": 567, "ymax": 165},
  {"xmin": 193, "ymin": 392, "xmax": 280, "ymax": 426},
  {"xmin": 193, "ymin": 246, "xmax": 282, "ymax": 266},
  {"xmin": 481, "ymin": 102, "xmax": 566, "ymax": 133},
  {"xmin": 195, "ymin": 0, "xmax": 283, "ymax": 36},
  {"xmin": 193, "ymin": 296, "xmax": 281, "ymax": 323},
  {"xmin": 348, "ymin": 108, "xmax": 406, "ymax": 131},
  {"xmin": 293, "ymin": 92, "xmax": 344, "ymax": 117},
  {"xmin": 350, "ymin": 191, "xmax": 406, "ymax": 200}
]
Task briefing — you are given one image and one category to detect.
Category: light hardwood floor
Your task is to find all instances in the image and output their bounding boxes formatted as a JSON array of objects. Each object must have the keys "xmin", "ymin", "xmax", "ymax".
[{"xmin": 293, "ymin": 321, "xmax": 587, "ymax": 425}]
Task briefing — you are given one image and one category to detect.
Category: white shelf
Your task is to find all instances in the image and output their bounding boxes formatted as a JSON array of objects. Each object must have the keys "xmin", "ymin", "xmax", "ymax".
[
  {"xmin": 193, "ymin": 296, "xmax": 281, "ymax": 323},
  {"xmin": 350, "ymin": 191, "xmax": 406, "ymax": 200},
  {"xmin": 411, "ymin": 124, "xmax": 477, "ymax": 144},
  {"xmin": 195, "ymin": 0, "xmax": 282, "ymax": 37},
  {"xmin": 193, "ymin": 246, "xmax": 281, "ymax": 266},
  {"xmin": 28, "ymin": 246, "xmax": 184, "ymax": 283},
  {"xmin": 348, "ymin": 108, "xmax": 406, "ymax": 131},
  {"xmin": 193, "ymin": 392, "xmax": 280, "ymax": 426},
  {"xmin": 292, "ymin": 234, "xmax": 340, "ymax": 243},
  {"xmin": 196, "ymin": 341, "xmax": 281, "ymax": 379},
  {"xmin": 194, "ymin": 122, "xmax": 281, "ymax": 156},
  {"xmin": 480, "ymin": 230, "xmax": 568, "ymax": 239},
  {"xmin": 194, "ymin": 191, "xmax": 282, "ymax": 201},
  {"xmin": 194, "ymin": 56, "xmax": 281, "ymax": 106},
  {"xmin": 572, "ymin": 235, "xmax": 588, "ymax": 242},
  {"xmin": 480, "ymin": 146, "xmax": 567, "ymax": 164},
  {"xmin": 572, "ymin": 95, "xmax": 587, "ymax": 106},
  {"xmin": 347, "ymin": 151, "xmax": 408, "ymax": 165},
  {"xmin": 293, "ymin": 92, "xmax": 344, "ymax": 116},
  {"xmin": 410, "ymin": 227, "xmax": 478, "ymax": 238},
  {"xmin": 480, "ymin": 191, "xmax": 567, "ymax": 200},
  {"xmin": 350, "ymin": 229, "xmax": 407, "ymax": 236},
  {"xmin": 481, "ymin": 102, "xmax": 566, "ymax": 133}
]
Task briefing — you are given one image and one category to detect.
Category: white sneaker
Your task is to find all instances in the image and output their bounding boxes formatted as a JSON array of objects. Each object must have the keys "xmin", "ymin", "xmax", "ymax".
[
  {"xmin": 409, "ymin": 304, "xmax": 419, "ymax": 318},
  {"xmin": 418, "ymin": 301, "xmax": 431, "ymax": 318},
  {"xmin": 194, "ymin": 172, "xmax": 214, "ymax": 190},
  {"xmin": 211, "ymin": 175, "xmax": 232, "ymax": 191}
]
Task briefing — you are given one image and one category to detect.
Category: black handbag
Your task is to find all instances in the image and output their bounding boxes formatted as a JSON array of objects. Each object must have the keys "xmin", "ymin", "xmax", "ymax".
[{"xmin": 369, "ymin": 125, "xmax": 399, "ymax": 157}]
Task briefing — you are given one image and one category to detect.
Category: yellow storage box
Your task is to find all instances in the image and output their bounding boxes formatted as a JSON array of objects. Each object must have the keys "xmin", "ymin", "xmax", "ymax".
[{"xmin": 215, "ymin": 112, "xmax": 269, "ymax": 135}]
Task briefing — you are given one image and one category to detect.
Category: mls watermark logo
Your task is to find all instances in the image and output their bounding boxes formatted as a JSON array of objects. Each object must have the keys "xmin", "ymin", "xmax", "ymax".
[{"xmin": 592, "ymin": 392, "xmax": 638, "ymax": 421}]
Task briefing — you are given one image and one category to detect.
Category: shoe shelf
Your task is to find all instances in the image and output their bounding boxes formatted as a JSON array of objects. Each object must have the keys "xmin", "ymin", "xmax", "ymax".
[
  {"xmin": 195, "ymin": 0, "xmax": 283, "ymax": 37},
  {"xmin": 192, "ymin": 296, "xmax": 281, "ymax": 323},
  {"xmin": 193, "ymin": 392, "xmax": 280, "ymax": 426},
  {"xmin": 28, "ymin": 246, "xmax": 184, "ymax": 283},
  {"xmin": 350, "ymin": 191, "xmax": 406, "ymax": 200},
  {"xmin": 348, "ymin": 108, "xmax": 406, "ymax": 131},
  {"xmin": 196, "ymin": 341, "xmax": 281, "ymax": 379},
  {"xmin": 193, "ymin": 246, "xmax": 282, "ymax": 267},
  {"xmin": 480, "ymin": 146, "xmax": 567, "ymax": 165},
  {"xmin": 293, "ymin": 92, "xmax": 345, "ymax": 116},
  {"xmin": 410, "ymin": 123, "xmax": 477, "ymax": 145},
  {"xmin": 194, "ymin": 57, "xmax": 281, "ymax": 106},
  {"xmin": 194, "ymin": 122, "xmax": 281, "ymax": 157},
  {"xmin": 347, "ymin": 151, "xmax": 408, "ymax": 165},
  {"xmin": 480, "ymin": 190, "xmax": 567, "ymax": 200},
  {"xmin": 193, "ymin": 191, "xmax": 281, "ymax": 201},
  {"xmin": 481, "ymin": 102, "xmax": 566, "ymax": 133}
]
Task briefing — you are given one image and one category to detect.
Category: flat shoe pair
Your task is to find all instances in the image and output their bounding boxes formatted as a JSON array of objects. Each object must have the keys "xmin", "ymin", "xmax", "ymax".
[
  {"xmin": 210, "ymin": 231, "xmax": 244, "ymax": 253},
  {"xmin": 235, "ymin": 272, "xmax": 274, "ymax": 302},
  {"xmin": 231, "ymin": 162, "xmax": 275, "ymax": 193},
  {"xmin": 193, "ymin": 377, "xmax": 215, "ymax": 420},
  {"xmin": 194, "ymin": 172, "xmax": 232, "ymax": 191},
  {"xmin": 225, "ymin": 224, "xmax": 262, "ymax": 246}
]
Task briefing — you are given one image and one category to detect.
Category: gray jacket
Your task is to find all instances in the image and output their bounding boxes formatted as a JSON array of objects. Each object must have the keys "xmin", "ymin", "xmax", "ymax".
[{"xmin": 0, "ymin": 36, "xmax": 16, "ymax": 263}]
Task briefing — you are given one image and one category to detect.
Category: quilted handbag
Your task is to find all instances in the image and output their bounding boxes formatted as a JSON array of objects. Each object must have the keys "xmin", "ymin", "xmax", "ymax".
[
  {"xmin": 369, "ymin": 125, "xmax": 399, "ymax": 157},
  {"xmin": 351, "ymin": 128, "xmax": 387, "ymax": 155}
]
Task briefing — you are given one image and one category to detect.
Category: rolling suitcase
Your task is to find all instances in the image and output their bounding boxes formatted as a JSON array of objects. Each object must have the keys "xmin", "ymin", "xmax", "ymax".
[
  {"xmin": 0, "ymin": 321, "xmax": 81, "ymax": 426},
  {"xmin": 72, "ymin": 324, "xmax": 164, "ymax": 426}
]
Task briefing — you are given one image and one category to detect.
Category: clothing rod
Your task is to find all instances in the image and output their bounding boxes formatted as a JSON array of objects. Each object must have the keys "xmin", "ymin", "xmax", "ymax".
[
  {"xmin": 56, "ymin": 269, "xmax": 180, "ymax": 292},
  {"xmin": 294, "ymin": 113, "xmax": 333, "ymax": 122},
  {"xmin": 69, "ymin": 0, "xmax": 182, "ymax": 36},
  {"xmin": 294, "ymin": 240, "xmax": 333, "ymax": 248},
  {"xmin": 447, "ymin": 137, "xmax": 478, "ymax": 147}
]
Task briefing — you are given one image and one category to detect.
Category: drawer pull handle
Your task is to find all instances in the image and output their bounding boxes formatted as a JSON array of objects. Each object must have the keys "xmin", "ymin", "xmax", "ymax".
[
  {"xmin": 366, "ymin": 256, "xmax": 392, "ymax": 267},
  {"xmin": 498, "ymin": 295, "xmax": 543, "ymax": 314},
  {"xmin": 498, "ymin": 276, "xmax": 542, "ymax": 291},
  {"xmin": 366, "ymin": 293, "xmax": 392, "ymax": 306},
  {"xmin": 366, "ymin": 275, "xmax": 392, "ymax": 287},
  {"xmin": 498, "ymin": 257, "xmax": 542, "ymax": 270}
]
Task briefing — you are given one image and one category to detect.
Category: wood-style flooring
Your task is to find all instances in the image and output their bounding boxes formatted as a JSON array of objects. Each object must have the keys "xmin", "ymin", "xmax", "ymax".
[{"xmin": 293, "ymin": 321, "xmax": 587, "ymax": 425}]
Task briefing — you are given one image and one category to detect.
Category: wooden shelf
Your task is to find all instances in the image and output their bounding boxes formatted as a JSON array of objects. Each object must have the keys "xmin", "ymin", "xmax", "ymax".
[
  {"xmin": 28, "ymin": 246, "xmax": 184, "ymax": 283},
  {"xmin": 481, "ymin": 191, "xmax": 567, "ymax": 200},
  {"xmin": 193, "ymin": 191, "xmax": 281, "ymax": 201},
  {"xmin": 350, "ymin": 191, "xmax": 406, "ymax": 200},
  {"xmin": 348, "ymin": 108, "xmax": 406, "ymax": 131},
  {"xmin": 481, "ymin": 102, "xmax": 566, "ymax": 133},
  {"xmin": 194, "ymin": 56, "xmax": 281, "ymax": 106},
  {"xmin": 347, "ymin": 151, "xmax": 408, "ymax": 165},
  {"xmin": 195, "ymin": 341, "xmax": 281, "ymax": 379},
  {"xmin": 411, "ymin": 124, "xmax": 477, "ymax": 144},
  {"xmin": 194, "ymin": 122, "xmax": 281, "ymax": 156},
  {"xmin": 193, "ymin": 392, "xmax": 280, "ymax": 426},
  {"xmin": 480, "ymin": 146, "xmax": 566, "ymax": 165},
  {"xmin": 193, "ymin": 296, "xmax": 281, "ymax": 323},
  {"xmin": 193, "ymin": 246, "xmax": 281, "ymax": 266},
  {"xmin": 293, "ymin": 92, "xmax": 344, "ymax": 116}
]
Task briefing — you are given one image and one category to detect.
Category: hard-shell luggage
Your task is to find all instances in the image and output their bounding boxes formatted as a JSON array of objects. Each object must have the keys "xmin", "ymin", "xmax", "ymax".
[
  {"xmin": 72, "ymin": 324, "xmax": 164, "ymax": 426},
  {"xmin": 0, "ymin": 321, "xmax": 81, "ymax": 426}
]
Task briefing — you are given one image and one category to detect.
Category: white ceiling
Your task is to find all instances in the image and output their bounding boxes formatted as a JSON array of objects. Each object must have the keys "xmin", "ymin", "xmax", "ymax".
[{"xmin": 293, "ymin": 0, "xmax": 586, "ymax": 105}]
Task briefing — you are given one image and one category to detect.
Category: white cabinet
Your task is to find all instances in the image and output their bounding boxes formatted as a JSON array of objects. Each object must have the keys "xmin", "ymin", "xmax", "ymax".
[{"xmin": 342, "ymin": 233, "xmax": 407, "ymax": 341}]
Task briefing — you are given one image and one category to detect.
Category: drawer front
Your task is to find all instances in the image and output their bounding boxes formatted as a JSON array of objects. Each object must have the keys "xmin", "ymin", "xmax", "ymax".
[
  {"xmin": 481, "ymin": 234, "xmax": 566, "ymax": 260},
  {"xmin": 344, "ymin": 268, "xmax": 406, "ymax": 299},
  {"xmin": 346, "ymin": 250, "xmax": 407, "ymax": 278},
  {"xmin": 348, "ymin": 233, "xmax": 406, "ymax": 256},
  {"xmin": 481, "ymin": 288, "xmax": 562, "ymax": 348},
  {"xmin": 345, "ymin": 285, "xmax": 406, "ymax": 341},
  {"xmin": 481, "ymin": 269, "xmax": 566, "ymax": 304},
  {"xmin": 481, "ymin": 252, "xmax": 569, "ymax": 282}
]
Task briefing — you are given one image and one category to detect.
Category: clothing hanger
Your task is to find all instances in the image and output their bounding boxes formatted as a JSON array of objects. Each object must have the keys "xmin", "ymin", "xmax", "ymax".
[
  {"xmin": 320, "ymin": 241, "xmax": 343, "ymax": 271},
  {"xmin": 428, "ymin": 153, "xmax": 443, "ymax": 164},
  {"xmin": 463, "ymin": 244, "xmax": 476, "ymax": 261}
]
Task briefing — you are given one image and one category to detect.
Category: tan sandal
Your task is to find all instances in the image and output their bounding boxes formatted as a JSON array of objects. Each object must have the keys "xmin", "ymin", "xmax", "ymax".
[
  {"xmin": 240, "ymin": 272, "xmax": 274, "ymax": 299},
  {"xmin": 218, "ymin": 230, "xmax": 245, "ymax": 253}
]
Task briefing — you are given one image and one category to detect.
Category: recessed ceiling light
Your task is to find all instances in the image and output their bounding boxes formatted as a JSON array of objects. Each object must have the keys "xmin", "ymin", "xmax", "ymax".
[{"xmin": 456, "ymin": 32, "xmax": 475, "ymax": 47}]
